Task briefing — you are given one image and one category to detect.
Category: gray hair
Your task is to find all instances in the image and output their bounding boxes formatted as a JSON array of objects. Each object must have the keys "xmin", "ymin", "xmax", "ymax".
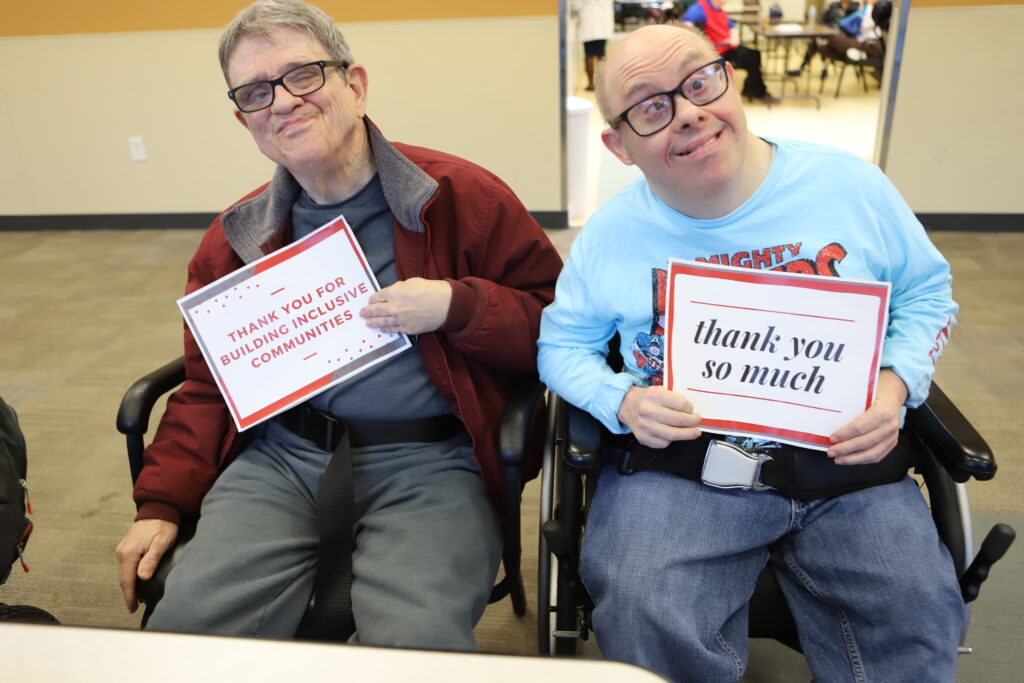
[{"xmin": 218, "ymin": 0, "xmax": 355, "ymax": 85}]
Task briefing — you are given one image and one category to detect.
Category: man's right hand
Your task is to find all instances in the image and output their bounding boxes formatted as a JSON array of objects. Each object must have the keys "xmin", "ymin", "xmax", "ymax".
[
  {"xmin": 617, "ymin": 385, "xmax": 703, "ymax": 448},
  {"xmin": 115, "ymin": 519, "xmax": 179, "ymax": 613}
]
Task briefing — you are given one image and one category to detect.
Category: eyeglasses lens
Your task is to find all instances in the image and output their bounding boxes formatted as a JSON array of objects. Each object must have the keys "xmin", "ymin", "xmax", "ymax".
[
  {"xmin": 626, "ymin": 62, "xmax": 727, "ymax": 136},
  {"xmin": 233, "ymin": 63, "xmax": 328, "ymax": 113}
]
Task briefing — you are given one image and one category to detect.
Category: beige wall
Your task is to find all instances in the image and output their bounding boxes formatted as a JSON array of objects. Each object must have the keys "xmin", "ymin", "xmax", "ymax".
[
  {"xmin": 4, "ymin": 0, "xmax": 555, "ymax": 35},
  {"xmin": 883, "ymin": 4, "xmax": 1024, "ymax": 213},
  {"xmin": 0, "ymin": 14, "xmax": 561, "ymax": 216}
]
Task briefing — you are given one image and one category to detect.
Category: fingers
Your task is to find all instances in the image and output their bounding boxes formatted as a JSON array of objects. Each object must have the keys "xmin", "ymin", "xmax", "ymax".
[
  {"xmin": 115, "ymin": 520, "xmax": 178, "ymax": 613},
  {"xmin": 136, "ymin": 525, "xmax": 175, "ymax": 581},
  {"xmin": 618, "ymin": 386, "xmax": 702, "ymax": 448},
  {"xmin": 648, "ymin": 385, "xmax": 695, "ymax": 414},
  {"xmin": 361, "ymin": 311, "xmax": 401, "ymax": 333},
  {"xmin": 359, "ymin": 298, "xmax": 402, "ymax": 334},
  {"xmin": 359, "ymin": 279, "xmax": 452, "ymax": 335},
  {"xmin": 634, "ymin": 422, "xmax": 703, "ymax": 449},
  {"xmin": 830, "ymin": 437, "xmax": 898, "ymax": 465},
  {"xmin": 115, "ymin": 539, "xmax": 141, "ymax": 613},
  {"xmin": 828, "ymin": 404, "xmax": 900, "ymax": 465},
  {"xmin": 357, "ymin": 287, "xmax": 395, "ymax": 330},
  {"xmin": 359, "ymin": 296, "xmax": 394, "ymax": 329}
]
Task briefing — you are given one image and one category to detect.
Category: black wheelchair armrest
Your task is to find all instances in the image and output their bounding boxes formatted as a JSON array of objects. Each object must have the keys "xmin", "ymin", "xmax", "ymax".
[
  {"xmin": 905, "ymin": 382, "xmax": 995, "ymax": 483},
  {"xmin": 495, "ymin": 378, "xmax": 544, "ymax": 615},
  {"xmin": 116, "ymin": 357, "xmax": 187, "ymax": 436},
  {"xmin": 116, "ymin": 357, "xmax": 186, "ymax": 484},
  {"xmin": 498, "ymin": 379, "xmax": 546, "ymax": 468},
  {"xmin": 564, "ymin": 401, "xmax": 606, "ymax": 472}
]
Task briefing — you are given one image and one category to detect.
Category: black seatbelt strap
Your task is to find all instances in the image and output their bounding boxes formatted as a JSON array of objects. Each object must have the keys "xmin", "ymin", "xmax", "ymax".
[{"xmin": 307, "ymin": 429, "xmax": 356, "ymax": 641}]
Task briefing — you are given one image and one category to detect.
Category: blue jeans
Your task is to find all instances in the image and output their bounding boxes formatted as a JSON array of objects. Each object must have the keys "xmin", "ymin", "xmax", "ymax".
[{"xmin": 580, "ymin": 466, "xmax": 964, "ymax": 682}]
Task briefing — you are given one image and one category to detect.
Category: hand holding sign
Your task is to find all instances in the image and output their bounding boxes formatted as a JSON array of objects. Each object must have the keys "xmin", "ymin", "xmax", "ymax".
[
  {"xmin": 617, "ymin": 385, "xmax": 703, "ymax": 448},
  {"xmin": 361, "ymin": 278, "xmax": 453, "ymax": 335},
  {"xmin": 828, "ymin": 369, "xmax": 907, "ymax": 465},
  {"xmin": 178, "ymin": 216, "xmax": 412, "ymax": 431},
  {"xmin": 665, "ymin": 259, "xmax": 890, "ymax": 451}
]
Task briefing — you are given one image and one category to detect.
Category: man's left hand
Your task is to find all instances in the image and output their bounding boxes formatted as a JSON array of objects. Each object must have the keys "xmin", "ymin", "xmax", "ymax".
[
  {"xmin": 828, "ymin": 369, "xmax": 908, "ymax": 465},
  {"xmin": 360, "ymin": 278, "xmax": 452, "ymax": 335}
]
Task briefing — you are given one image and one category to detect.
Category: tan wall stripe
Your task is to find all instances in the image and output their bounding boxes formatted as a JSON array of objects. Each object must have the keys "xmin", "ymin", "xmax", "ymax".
[
  {"xmin": 912, "ymin": 0, "xmax": 1023, "ymax": 8},
  {"xmin": 4, "ymin": 1, "xmax": 557, "ymax": 37}
]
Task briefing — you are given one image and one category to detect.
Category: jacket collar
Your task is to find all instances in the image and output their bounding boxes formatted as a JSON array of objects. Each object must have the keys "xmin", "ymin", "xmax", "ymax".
[{"xmin": 220, "ymin": 117, "xmax": 438, "ymax": 264}]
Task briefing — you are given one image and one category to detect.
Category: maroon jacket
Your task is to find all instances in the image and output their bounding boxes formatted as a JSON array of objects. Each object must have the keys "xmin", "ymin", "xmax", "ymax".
[{"xmin": 134, "ymin": 121, "xmax": 563, "ymax": 524}]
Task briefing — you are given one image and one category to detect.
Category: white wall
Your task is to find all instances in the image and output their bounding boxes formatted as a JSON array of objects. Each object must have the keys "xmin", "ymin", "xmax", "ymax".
[
  {"xmin": 0, "ymin": 15, "xmax": 562, "ymax": 216},
  {"xmin": 883, "ymin": 6, "xmax": 1024, "ymax": 213}
]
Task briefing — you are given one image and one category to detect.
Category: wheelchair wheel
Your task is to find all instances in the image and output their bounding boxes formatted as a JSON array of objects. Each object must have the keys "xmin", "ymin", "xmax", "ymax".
[
  {"xmin": 0, "ymin": 603, "xmax": 59, "ymax": 624},
  {"xmin": 545, "ymin": 543, "xmax": 584, "ymax": 656},
  {"xmin": 539, "ymin": 507, "xmax": 585, "ymax": 654},
  {"xmin": 537, "ymin": 397, "xmax": 587, "ymax": 656},
  {"xmin": 537, "ymin": 397, "xmax": 563, "ymax": 654}
]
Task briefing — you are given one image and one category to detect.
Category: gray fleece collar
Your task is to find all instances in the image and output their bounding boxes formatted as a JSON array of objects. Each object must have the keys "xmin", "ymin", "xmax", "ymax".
[{"xmin": 220, "ymin": 117, "xmax": 438, "ymax": 264}]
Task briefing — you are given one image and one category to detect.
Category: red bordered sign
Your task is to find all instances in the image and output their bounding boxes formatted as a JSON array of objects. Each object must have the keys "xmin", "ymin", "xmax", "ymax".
[
  {"xmin": 178, "ymin": 216, "xmax": 411, "ymax": 431},
  {"xmin": 665, "ymin": 259, "xmax": 889, "ymax": 450}
]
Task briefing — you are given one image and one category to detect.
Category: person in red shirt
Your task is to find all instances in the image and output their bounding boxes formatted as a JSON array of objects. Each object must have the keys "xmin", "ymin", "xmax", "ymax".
[
  {"xmin": 682, "ymin": 0, "xmax": 780, "ymax": 104},
  {"xmin": 114, "ymin": 0, "xmax": 562, "ymax": 649}
]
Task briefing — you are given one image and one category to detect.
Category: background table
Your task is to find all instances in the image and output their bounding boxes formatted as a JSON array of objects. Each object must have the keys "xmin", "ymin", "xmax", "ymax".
[{"xmin": 753, "ymin": 22, "xmax": 839, "ymax": 107}]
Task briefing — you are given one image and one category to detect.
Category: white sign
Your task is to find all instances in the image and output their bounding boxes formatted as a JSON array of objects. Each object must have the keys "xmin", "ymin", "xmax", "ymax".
[
  {"xmin": 665, "ymin": 259, "xmax": 890, "ymax": 450},
  {"xmin": 178, "ymin": 216, "xmax": 411, "ymax": 431}
]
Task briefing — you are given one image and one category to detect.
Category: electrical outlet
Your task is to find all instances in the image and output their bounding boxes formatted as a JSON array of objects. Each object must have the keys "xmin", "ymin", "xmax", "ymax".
[{"xmin": 129, "ymin": 137, "xmax": 147, "ymax": 162}]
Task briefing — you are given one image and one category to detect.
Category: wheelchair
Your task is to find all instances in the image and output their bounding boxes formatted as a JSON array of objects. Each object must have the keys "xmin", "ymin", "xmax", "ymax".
[
  {"xmin": 537, "ymin": 381, "xmax": 1016, "ymax": 659},
  {"xmin": 117, "ymin": 356, "xmax": 545, "ymax": 640}
]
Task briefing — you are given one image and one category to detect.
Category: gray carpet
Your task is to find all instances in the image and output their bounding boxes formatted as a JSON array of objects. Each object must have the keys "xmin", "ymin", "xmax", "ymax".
[{"xmin": 1, "ymin": 229, "xmax": 1021, "ymax": 680}]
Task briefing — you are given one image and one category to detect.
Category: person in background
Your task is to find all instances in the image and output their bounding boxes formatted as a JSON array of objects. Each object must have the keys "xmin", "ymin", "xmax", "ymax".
[
  {"xmin": 573, "ymin": 0, "xmax": 616, "ymax": 91},
  {"xmin": 788, "ymin": 0, "xmax": 861, "ymax": 78},
  {"xmin": 822, "ymin": 0, "xmax": 861, "ymax": 26},
  {"xmin": 682, "ymin": 0, "xmax": 780, "ymax": 104},
  {"xmin": 115, "ymin": 0, "xmax": 562, "ymax": 649},
  {"xmin": 820, "ymin": 0, "xmax": 889, "ymax": 64},
  {"xmin": 791, "ymin": 0, "xmax": 890, "ymax": 80},
  {"xmin": 538, "ymin": 23, "xmax": 963, "ymax": 682}
]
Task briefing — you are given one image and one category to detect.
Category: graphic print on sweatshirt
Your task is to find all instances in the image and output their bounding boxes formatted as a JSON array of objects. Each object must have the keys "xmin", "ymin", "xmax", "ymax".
[{"xmin": 631, "ymin": 241, "xmax": 849, "ymax": 387}]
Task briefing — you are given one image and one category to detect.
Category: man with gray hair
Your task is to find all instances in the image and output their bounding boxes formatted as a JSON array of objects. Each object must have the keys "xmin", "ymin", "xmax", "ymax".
[{"xmin": 115, "ymin": 0, "xmax": 561, "ymax": 649}]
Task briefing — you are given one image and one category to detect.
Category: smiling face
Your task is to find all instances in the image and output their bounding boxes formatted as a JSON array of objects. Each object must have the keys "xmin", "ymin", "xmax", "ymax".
[
  {"xmin": 227, "ymin": 26, "xmax": 371, "ymax": 197},
  {"xmin": 600, "ymin": 25, "xmax": 770, "ymax": 218}
]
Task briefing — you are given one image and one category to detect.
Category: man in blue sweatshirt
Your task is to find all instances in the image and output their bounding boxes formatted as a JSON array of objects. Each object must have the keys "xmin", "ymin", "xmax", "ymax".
[{"xmin": 539, "ymin": 23, "xmax": 962, "ymax": 683}]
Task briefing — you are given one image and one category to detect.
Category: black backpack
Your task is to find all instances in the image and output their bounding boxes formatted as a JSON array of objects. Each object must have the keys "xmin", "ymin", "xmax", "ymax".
[{"xmin": 0, "ymin": 397, "xmax": 31, "ymax": 586}]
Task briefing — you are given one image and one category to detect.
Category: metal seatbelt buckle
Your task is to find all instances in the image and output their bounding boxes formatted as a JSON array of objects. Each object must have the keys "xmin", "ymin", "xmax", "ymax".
[{"xmin": 701, "ymin": 440, "xmax": 773, "ymax": 491}]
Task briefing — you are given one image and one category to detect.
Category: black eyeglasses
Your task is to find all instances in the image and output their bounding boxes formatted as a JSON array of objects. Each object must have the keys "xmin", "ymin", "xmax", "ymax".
[
  {"xmin": 227, "ymin": 60, "xmax": 348, "ymax": 113},
  {"xmin": 609, "ymin": 59, "xmax": 729, "ymax": 137}
]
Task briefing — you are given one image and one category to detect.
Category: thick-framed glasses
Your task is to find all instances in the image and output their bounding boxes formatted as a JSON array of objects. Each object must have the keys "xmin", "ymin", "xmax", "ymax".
[
  {"xmin": 609, "ymin": 59, "xmax": 729, "ymax": 137},
  {"xmin": 227, "ymin": 60, "xmax": 348, "ymax": 113}
]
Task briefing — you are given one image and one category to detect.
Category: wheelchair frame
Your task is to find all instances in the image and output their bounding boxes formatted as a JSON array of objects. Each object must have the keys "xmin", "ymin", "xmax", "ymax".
[
  {"xmin": 537, "ymin": 382, "xmax": 1015, "ymax": 658},
  {"xmin": 117, "ymin": 356, "xmax": 542, "ymax": 638}
]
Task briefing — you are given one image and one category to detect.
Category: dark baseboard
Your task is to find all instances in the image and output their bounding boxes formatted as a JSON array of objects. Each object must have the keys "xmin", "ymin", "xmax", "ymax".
[
  {"xmin": 917, "ymin": 213, "xmax": 1023, "ymax": 232},
  {"xmin": 0, "ymin": 213, "xmax": 218, "ymax": 231},
  {"xmin": 0, "ymin": 210, "xmax": 571, "ymax": 231},
  {"xmin": 531, "ymin": 211, "xmax": 570, "ymax": 229}
]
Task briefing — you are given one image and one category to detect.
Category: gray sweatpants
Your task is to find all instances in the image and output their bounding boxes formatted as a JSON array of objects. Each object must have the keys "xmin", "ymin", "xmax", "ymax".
[{"xmin": 146, "ymin": 421, "xmax": 502, "ymax": 650}]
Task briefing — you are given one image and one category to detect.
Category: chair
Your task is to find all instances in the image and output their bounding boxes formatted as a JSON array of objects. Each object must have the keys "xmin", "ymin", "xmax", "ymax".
[
  {"xmin": 537, "ymin": 381, "xmax": 1016, "ymax": 657},
  {"xmin": 822, "ymin": 1, "xmax": 892, "ymax": 99},
  {"xmin": 117, "ymin": 356, "xmax": 545, "ymax": 638},
  {"xmin": 822, "ymin": 35, "xmax": 885, "ymax": 99}
]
